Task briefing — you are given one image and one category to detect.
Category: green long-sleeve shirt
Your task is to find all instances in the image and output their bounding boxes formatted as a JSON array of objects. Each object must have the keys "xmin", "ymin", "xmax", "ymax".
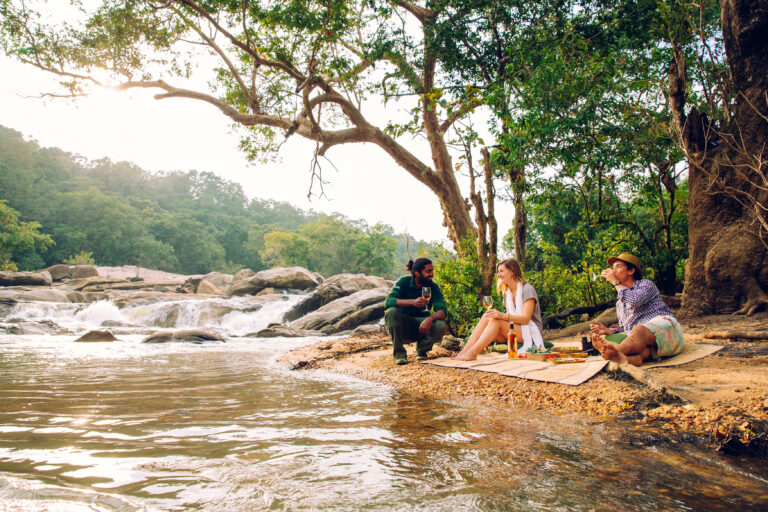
[{"xmin": 385, "ymin": 276, "xmax": 447, "ymax": 317}]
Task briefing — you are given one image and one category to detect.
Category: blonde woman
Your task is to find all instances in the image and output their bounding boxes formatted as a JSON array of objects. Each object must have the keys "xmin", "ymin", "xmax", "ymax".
[{"xmin": 453, "ymin": 258, "xmax": 545, "ymax": 361}]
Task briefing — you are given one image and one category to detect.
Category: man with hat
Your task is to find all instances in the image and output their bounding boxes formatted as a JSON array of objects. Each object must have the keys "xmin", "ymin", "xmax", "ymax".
[{"xmin": 590, "ymin": 252, "xmax": 684, "ymax": 366}]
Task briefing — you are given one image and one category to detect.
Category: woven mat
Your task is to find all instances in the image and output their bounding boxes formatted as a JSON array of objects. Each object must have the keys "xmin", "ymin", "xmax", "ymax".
[
  {"xmin": 425, "ymin": 354, "xmax": 609, "ymax": 386},
  {"xmin": 643, "ymin": 343, "xmax": 723, "ymax": 368},
  {"xmin": 425, "ymin": 343, "xmax": 724, "ymax": 385}
]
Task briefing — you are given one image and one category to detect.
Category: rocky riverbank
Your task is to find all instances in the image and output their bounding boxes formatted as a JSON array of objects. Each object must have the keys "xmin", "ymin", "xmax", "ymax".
[{"xmin": 280, "ymin": 311, "xmax": 768, "ymax": 458}]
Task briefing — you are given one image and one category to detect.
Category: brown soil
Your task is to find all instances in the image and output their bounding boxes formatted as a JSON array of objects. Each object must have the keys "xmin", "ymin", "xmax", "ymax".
[{"xmin": 280, "ymin": 312, "xmax": 768, "ymax": 457}]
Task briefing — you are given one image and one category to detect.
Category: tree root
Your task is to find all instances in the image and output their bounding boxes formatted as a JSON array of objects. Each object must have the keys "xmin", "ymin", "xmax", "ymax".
[{"xmin": 703, "ymin": 330, "xmax": 768, "ymax": 341}]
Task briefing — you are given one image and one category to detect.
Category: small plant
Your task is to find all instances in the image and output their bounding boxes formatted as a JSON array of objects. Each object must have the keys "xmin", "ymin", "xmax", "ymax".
[{"xmin": 63, "ymin": 251, "xmax": 96, "ymax": 265}]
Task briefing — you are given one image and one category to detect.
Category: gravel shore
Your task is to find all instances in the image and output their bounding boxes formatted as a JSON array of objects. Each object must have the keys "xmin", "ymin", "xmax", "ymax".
[{"xmin": 280, "ymin": 312, "xmax": 768, "ymax": 457}]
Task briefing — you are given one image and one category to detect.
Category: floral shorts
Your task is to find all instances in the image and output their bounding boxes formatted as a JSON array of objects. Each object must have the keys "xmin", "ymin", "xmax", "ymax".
[{"xmin": 642, "ymin": 315, "xmax": 685, "ymax": 359}]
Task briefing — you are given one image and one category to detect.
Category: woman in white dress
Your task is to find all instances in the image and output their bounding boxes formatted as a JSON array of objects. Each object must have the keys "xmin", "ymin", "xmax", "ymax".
[{"xmin": 453, "ymin": 258, "xmax": 545, "ymax": 361}]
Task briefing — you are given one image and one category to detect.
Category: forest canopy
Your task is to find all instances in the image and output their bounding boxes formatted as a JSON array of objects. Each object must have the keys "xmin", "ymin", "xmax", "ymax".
[{"xmin": 0, "ymin": 124, "xmax": 423, "ymax": 277}]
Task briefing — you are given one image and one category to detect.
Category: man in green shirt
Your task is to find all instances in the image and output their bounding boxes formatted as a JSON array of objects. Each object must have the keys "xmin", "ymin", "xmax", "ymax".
[{"xmin": 384, "ymin": 257, "xmax": 448, "ymax": 365}]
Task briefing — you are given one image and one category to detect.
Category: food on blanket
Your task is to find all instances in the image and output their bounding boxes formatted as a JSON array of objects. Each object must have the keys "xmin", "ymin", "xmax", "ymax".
[{"xmin": 550, "ymin": 358, "xmax": 586, "ymax": 364}]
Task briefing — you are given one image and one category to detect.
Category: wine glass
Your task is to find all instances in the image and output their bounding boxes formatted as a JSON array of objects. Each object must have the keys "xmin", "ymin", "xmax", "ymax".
[
  {"xmin": 482, "ymin": 296, "xmax": 493, "ymax": 310},
  {"xmin": 421, "ymin": 287, "xmax": 431, "ymax": 309}
]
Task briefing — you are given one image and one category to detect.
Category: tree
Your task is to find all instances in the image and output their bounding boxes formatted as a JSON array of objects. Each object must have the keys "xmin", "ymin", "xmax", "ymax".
[
  {"xmin": 665, "ymin": 0, "xmax": 768, "ymax": 315},
  {"xmin": 0, "ymin": 0, "xmax": 481, "ymax": 254},
  {"xmin": 0, "ymin": 199, "xmax": 54, "ymax": 270},
  {"xmin": 261, "ymin": 231, "xmax": 309, "ymax": 268}
]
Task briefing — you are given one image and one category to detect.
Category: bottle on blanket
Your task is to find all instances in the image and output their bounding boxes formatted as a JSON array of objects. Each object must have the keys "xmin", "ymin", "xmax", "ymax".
[{"xmin": 508, "ymin": 325, "xmax": 517, "ymax": 359}]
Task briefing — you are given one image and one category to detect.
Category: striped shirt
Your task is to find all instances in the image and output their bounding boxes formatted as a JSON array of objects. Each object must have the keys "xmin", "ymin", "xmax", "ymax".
[{"xmin": 614, "ymin": 279, "xmax": 674, "ymax": 334}]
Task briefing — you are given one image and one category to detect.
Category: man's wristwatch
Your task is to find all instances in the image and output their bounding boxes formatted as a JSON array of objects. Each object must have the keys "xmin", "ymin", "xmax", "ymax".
[{"xmin": 613, "ymin": 280, "xmax": 621, "ymax": 286}]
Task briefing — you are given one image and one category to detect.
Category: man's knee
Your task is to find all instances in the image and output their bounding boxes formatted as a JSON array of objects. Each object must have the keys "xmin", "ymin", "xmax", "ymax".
[
  {"xmin": 384, "ymin": 307, "xmax": 403, "ymax": 327},
  {"xmin": 430, "ymin": 319, "xmax": 448, "ymax": 338}
]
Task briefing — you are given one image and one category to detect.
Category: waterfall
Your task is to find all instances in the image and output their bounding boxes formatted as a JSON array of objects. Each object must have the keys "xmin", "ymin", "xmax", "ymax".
[{"xmin": 1, "ymin": 294, "xmax": 306, "ymax": 337}]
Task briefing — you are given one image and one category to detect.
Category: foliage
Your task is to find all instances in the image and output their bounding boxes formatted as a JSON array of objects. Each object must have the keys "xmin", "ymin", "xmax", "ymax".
[
  {"xmin": 0, "ymin": 199, "xmax": 54, "ymax": 271},
  {"xmin": 430, "ymin": 238, "xmax": 492, "ymax": 337},
  {"xmin": 0, "ymin": 125, "xmax": 415, "ymax": 275},
  {"xmin": 63, "ymin": 251, "xmax": 96, "ymax": 266}
]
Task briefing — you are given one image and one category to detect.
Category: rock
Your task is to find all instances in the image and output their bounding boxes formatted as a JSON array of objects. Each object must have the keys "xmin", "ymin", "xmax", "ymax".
[
  {"xmin": 65, "ymin": 291, "xmax": 108, "ymax": 303},
  {"xmin": 44, "ymin": 264, "xmax": 74, "ymax": 281},
  {"xmin": 441, "ymin": 335, "xmax": 463, "ymax": 351},
  {"xmin": 196, "ymin": 272, "xmax": 233, "ymax": 295},
  {"xmin": 283, "ymin": 273, "xmax": 392, "ymax": 322},
  {"xmin": 74, "ymin": 330, "xmax": 118, "ymax": 342},
  {"xmin": 71, "ymin": 265, "xmax": 98, "ymax": 279},
  {"xmin": 595, "ymin": 307, "xmax": 618, "ymax": 326},
  {"xmin": 323, "ymin": 302, "xmax": 386, "ymax": 334},
  {"xmin": 0, "ymin": 271, "xmax": 52, "ymax": 287},
  {"xmin": 250, "ymin": 325, "xmax": 322, "ymax": 338},
  {"xmin": 96, "ymin": 265, "xmax": 188, "ymax": 282},
  {"xmin": 289, "ymin": 288, "xmax": 388, "ymax": 334},
  {"xmin": 0, "ymin": 288, "xmax": 71, "ymax": 303},
  {"xmin": 226, "ymin": 266, "xmax": 319, "ymax": 296},
  {"xmin": 142, "ymin": 329, "xmax": 227, "ymax": 343},
  {"xmin": 178, "ymin": 276, "xmax": 202, "ymax": 294},
  {"xmin": 233, "ymin": 268, "xmax": 256, "ymax": 281},
  {"xmin": 351, "ymin": 324, "xmax": 386, "ymax": 336}
]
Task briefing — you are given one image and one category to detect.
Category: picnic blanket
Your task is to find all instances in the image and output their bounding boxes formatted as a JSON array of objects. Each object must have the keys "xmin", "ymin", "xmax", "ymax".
[{"xmin": 424, "ymin": 343, "xmax": 723, "ymax": 386}]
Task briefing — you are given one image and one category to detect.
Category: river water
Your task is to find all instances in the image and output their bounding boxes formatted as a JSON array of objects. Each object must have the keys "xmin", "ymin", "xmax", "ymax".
[{"xmin": 0, "ymin": 296, "xmax": 767, "ymax": 511}]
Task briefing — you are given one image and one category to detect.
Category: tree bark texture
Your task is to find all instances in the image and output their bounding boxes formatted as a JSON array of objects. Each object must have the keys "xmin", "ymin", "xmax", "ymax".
[{"xmin": 678, "ymin": 0, "xmax": 768, "ymax": 316}]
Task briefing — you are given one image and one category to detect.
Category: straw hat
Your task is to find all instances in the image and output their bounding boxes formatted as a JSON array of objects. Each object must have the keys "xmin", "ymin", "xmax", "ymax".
[{"xmin": 607, "ymin": 252, "xmax": 643, "ymax": 270}]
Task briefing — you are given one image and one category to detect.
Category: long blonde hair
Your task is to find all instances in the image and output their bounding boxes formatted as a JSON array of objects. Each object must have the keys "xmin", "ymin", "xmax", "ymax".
[{"xmin": 497, "ymin": 258, "xmax": 526, "ymax": 294}]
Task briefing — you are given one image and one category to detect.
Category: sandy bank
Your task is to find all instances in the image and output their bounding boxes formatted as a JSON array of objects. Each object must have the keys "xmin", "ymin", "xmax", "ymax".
[{"xmin": 280, "ymin": 312, "xmax": 768, "ymax": 457}]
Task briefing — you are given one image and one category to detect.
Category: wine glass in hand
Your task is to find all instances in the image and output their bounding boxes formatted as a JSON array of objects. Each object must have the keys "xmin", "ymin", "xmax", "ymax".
[
  {"xmin": 421, "ymin": 287, "xmax": 431, "ymax": 310},
  {"xmin": 482, "ymin": 296, "xmax": 493, "ymax": 311}
]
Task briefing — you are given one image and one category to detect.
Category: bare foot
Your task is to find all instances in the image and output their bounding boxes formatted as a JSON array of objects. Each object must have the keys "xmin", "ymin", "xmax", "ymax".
[
  {"xmin": 452, "ymin": 353, "xmax": 476, "ymax": 361},
  {"xmin": 591, "ymin": 334, "xmax": 608, "ymax": 354},
  {"xmin": 602, "ymin": 342, "xmax": 629, "ymax": 364}
]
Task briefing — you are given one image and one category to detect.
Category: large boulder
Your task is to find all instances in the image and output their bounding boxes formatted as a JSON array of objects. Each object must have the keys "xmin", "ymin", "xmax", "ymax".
[
  {"xmin": 142, "ymin": 329, "xmax": 227, "ymax": 343},
  {"xmin": 196, "ymin": 272, "xmax": 233, "ymax": 295},
  {"xmin": 226, "ymin": 266, "xmax": 320, "ymax": 296},
  {"xmin": 0, "ymin": 288, "xmax": 70, "ymax": 302},
  {"xmin": 0, "ymin": 271, "xmax": 52, "ymax": 287},
  {"xmin": 43, "ymin": 264, "xmax": 74, "ymax": 281},
  {"xmin": 289, "ymin": 288, "xmax": 388, "ymax": 334},
  {"xmin": 71, "ymin": 265, "xmax": 99, "ymax": 279},
  {"xmin": 233, "ymin": 268, "xmax": 256, "ymax": 281},
  {"xmin": 283, "ymin": 273, "xmax": 392, "ymax": 322},
  {"xmin": 74, "ymin": 330, "xmax": 118, "ymax": 342}
]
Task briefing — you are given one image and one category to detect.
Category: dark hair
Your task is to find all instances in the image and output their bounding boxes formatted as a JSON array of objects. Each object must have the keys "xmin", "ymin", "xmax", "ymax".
[
  {"xmin": 623, "ymin": 261, "xmax": 643, "ymax": 280},
  {"xmin": 406, "ymin": 257, "xmax": 432, "ymax": 274}
]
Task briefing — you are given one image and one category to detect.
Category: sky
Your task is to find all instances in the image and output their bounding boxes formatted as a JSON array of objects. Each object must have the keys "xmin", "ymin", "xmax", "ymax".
[{"xmin": 0, "ymin": 4, "xmax": 515, "ymax": 246}]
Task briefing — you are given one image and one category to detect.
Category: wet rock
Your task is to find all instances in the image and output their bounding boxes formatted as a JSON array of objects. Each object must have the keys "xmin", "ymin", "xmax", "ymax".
[
  {"xmin": 0, "ymin": 271, "xmax": 52, "ymax": 287},
  {"xmin": 142, "ymin": 329, "xmax": 227, "ymax": 343},
  {"xmin": 283, "ymin": 273, "xmax": 392, "ymax": 322},
  {"xmin": 9, "ymin": 320, "xmax": 66, "ymax": 335},
  {"xmin": 74, "ymin": 330, "xmax": 118, "ymax": 342},
  {"xmin": 0, "ymin": 288, "xmax": 71, "ymax": 303}
]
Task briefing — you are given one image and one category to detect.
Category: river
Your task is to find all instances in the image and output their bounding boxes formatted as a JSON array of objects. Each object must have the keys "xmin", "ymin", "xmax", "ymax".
[{"xmin": 0, "ymin": 295, "xmax": 766, "ymax": 510}]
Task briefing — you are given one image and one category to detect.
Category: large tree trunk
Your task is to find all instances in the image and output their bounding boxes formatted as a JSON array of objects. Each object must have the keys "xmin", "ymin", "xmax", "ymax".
[{"xmin": 678, "ymin": 0, "xmax": 768, "ymax": 316}]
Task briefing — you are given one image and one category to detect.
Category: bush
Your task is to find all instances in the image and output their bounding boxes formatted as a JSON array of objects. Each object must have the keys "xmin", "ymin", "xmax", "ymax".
[{"xmin": 430, "ymin": 239, "xmax": 500, "ymax": 338}]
